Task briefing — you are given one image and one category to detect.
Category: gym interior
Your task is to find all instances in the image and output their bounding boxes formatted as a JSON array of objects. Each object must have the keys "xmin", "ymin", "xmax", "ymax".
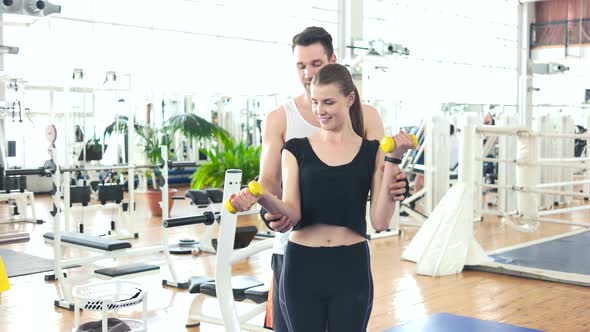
[{"xmin": 0, "ymin": 1, "xmax": 589, "ymax": 331}]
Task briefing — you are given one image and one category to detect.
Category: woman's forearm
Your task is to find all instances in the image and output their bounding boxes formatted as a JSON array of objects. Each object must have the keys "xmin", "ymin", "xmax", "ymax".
[{"xmin": 258, "ymin": 193, "xmax": 301, "ymax": 224}]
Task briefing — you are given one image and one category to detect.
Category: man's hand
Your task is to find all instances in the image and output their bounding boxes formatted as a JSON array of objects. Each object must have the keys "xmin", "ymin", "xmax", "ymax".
[
  {"xmin": 388, "ymin": 171, "xmax": 408, "ymax": 202},
  {"xmin": 266, "ymin": 212, "xmax": 293, "ymax": 233}
]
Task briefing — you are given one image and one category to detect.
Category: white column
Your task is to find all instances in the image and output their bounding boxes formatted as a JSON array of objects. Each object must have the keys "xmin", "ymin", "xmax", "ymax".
[
  {"xmin": 516, "ymin": 134, "xmax": 540, "ymax": 220},
  {"xmin": 127, "ymin": 74, "xmax": 136, "ymax": 235},
  {"xmin": 461, "ymin": 116, "xmax": 482, "ymax": 221},
  {"xmin": 516, "ymin": 2, "xmax": 534, "ymax": 128},
  {"xmin": 425, "ymin": 115, "xmax": 449, "ymax": 215},
  {"xmin": 338, "ymin": 0, "xmax": 364, "ymax": 94},
  {"xmin": 497, "ymin": 115, "xmax": 517, "ymax": 215}
]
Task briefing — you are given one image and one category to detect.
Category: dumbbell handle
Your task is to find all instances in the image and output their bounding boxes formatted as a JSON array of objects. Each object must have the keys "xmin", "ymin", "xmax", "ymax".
[
  {"xmin": 380, "ymin": 134, "xmax": 418, "ymax": 153},
  {"xmin": 225, "ymin": 180, "xmax": 282, "ymax": 215}
]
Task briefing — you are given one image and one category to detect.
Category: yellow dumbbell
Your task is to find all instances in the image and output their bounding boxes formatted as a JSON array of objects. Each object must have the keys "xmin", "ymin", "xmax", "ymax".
[
  {"xmin": 225, "ymin": 180, "xmax": 264, "ymax": 214},
  {"xmin": 380, "ymin": 134, "xmax": 418, "ymax": 153}
]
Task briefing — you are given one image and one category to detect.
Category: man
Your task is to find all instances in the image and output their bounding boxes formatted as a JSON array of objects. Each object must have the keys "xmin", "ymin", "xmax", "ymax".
[{"xmin": 258, "ymin": 26, "xmax": 408, "ymax": 331}]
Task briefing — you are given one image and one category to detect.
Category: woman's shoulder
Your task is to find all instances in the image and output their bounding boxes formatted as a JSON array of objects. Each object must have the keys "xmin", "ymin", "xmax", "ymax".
[
  {"xmin": 365, "ymin": 138, "xmax": 380, "ymax": 153},
  {"xmin": 284, "ymin": 137, "xmax": 308, "ymax": 149},
  {"xmin": 283, "ymin": 137, "xmax": 309, "ymax": 156},
  {"xmin": 285, "ymin": 137, "xmax": 308, "ymax": 145}
]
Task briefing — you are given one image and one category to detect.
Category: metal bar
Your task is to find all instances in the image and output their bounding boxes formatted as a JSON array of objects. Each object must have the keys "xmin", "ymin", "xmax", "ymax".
[
  {"xmin": 480, "ymin": 209, "xmax": 518, "ymax": 217},
  {"xmin": 535, "ymin": 132, "xmax": 590, "ymax": 139},
  {"xmin": 476, "ymin": 126, "xmax": 530, "ymax": 136},
  {"xmin": 530, "ymin": 17, "xmax": 590, "ymax": 26},
  {"xmin": 539, "ymin": 205, "xmax": 590, "ymax": 216},
  {"xmin": 481, "ymin": 184, "xmax": 513, "ymax": 190},
  {"xmin": 481, "ymin": 184, "xmax": 590, "ymax": 198},
  {"xmin": 230, "ymin": 239, "xmax": 273, "ymax": 264},
  {"xmin": 519, "ymin": 161, "xmax": 587, "ymax": 168},
  {"xmin": 538, "ymin": 157, "xmax": 590, "ymax": 163},
  {"xmin": 57, "ymin": 161, "xmax": 198, "ymax": 173},
  {"xmin": 536, "ymin": 179, "xmax": 590, "ymax": 188},
  {"xmin": 169, "ymin": 161, "xmax": 198, "ymax": 168},
  {"xmin": 58, "ymin": 164, "xmax": 159, "ymax": 173},
  {"xmin": 0, "ymin": 232, "xmax": 29, "ymax": 244},
  {"xmin": 527, "ymin": 188, "xmax": 590, "ymax": 198},
  {"xmin": 478, "ymin": 157, "xmax": 516, "ymax": 163},
  {"xmin": 163, "ymin": 213, "xmax": 214, "ymax": 228},
  {"xmin": 536, "ymin": 217, "xmax": 590, "ymax": 228},
  {"xmin": 4, "ymin": 167, "xmax": 49, "ymax": 176}
]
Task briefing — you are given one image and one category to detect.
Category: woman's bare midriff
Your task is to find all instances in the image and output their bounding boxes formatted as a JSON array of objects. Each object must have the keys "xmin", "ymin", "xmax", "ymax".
[{"xmin": 289, "ymin": 224, "xmax": 365, "ymax": 247}]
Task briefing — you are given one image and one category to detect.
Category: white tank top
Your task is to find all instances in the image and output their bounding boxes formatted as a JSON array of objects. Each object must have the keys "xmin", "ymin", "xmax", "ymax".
[{"xmin": 272, "ymin": 98, "xmax": 319, "ymax": 255}]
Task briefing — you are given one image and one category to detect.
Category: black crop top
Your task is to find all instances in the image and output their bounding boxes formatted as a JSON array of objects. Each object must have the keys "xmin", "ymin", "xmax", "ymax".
[{"xmin": 282, "ymin": 137, "xmax": 380, "ymax": 237}]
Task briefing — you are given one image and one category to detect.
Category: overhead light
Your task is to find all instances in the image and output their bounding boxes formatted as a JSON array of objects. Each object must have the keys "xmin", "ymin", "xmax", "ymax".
[
  {"xmin": 0, "ymin": 45, "xmax": 19, "ymax": 55},
  {"xmin": 104, "ymin": 71, "xmax": 117, "ymax": 84},
  {"xmin": 0, "ymin": 0, "xmax": 61, "ymax": 17},
  {"xmin": 7, "ymin": 78, "xmax": 21, "ymax": 92},
  {"xmin": 72, "ymin": 68, "xmax": 84, "ymax": 80}
]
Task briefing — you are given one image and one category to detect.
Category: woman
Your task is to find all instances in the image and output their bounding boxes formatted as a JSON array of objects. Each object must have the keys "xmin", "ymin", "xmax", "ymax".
[{"xmin": 229, "ymin": 63, "xmax": 414, "ymax": 331}]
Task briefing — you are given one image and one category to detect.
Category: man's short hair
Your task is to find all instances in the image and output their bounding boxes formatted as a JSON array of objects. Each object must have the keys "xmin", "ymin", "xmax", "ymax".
[{"xmin": 292, "ymin": 26, "xmax": 334, "ymax": 59}]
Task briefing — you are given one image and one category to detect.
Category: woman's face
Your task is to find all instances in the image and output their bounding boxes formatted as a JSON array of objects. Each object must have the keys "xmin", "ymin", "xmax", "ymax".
[{"xmin": 310, "ymin": 82, "xmax": 354, "ymax": 131}]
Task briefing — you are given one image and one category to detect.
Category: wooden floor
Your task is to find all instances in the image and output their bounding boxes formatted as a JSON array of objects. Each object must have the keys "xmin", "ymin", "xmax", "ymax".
[{"xmin": 0, "ymin": 188, "xmax": 589, "ymax": 332}]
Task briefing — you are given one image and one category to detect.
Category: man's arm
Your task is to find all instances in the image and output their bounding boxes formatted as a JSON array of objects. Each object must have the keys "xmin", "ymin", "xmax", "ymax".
[{"xmin": 259, "ymin": 107, "xmax": 287, "ymax": 197}]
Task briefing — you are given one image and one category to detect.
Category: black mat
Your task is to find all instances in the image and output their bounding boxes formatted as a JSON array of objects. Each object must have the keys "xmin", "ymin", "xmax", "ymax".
[{"xmin": 0, "ymin": 248, "xmax": 74, "ymax": 278}]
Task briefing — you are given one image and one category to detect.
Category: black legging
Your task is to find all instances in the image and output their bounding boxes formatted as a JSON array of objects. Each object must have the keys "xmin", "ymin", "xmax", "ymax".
[{"xmin": 279, "ymin": 241, "xmax": 373, "ymax": 332}]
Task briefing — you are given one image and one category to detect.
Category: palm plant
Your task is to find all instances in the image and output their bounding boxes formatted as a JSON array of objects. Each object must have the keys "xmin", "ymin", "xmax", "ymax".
[
  {"xmin": 166, "ymin": 113, "xmax": 228, "ymax": 141},
  {"xmin": 190, "ymin": 134, "xmax": 261, "ymax": 189}
]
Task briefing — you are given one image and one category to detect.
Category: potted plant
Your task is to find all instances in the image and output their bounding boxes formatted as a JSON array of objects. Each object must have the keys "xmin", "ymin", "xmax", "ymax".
[
  {"xmin": 191, "ymin": 133, "xmax": 261, "ymax": 190},
  {"xmin": 79, "ymin": 134, "xmax": 108, "ymax": 161},
  {"xmin": 135, "ymin": 126, "xmax": 178, "ymax": 217},
  {"xmin": 104, "ymin": 112, "xmax": 226, "ymax": 216}
]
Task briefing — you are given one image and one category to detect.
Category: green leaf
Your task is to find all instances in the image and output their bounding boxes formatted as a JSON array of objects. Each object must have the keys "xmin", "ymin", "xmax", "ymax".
[{"xmin": 190, "ymin": 137, "xmax": 261, "ymax": 189}]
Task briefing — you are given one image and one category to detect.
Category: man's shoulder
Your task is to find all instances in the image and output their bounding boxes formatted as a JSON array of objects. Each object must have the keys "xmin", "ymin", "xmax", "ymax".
[
  {"xmin": 360, "ymin": 103, "xmax": 384, "ymax": 140},
  {"xmin": 263, "ymin": 104, "xmax": 287, "ymax": 140},
  {"xmin": 361, "ymin": 103, "xmax": 379, "ymax": 115},
  {"xmin": 361, "ymin": 103, "xmax": 382, "ymax": 123},
  {"xmin": 266, "ymin": 104, "xmax": 287, "ymax": 124}
]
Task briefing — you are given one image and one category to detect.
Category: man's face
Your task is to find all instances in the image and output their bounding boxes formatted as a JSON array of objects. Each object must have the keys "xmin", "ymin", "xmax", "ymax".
[{"xmin": 293, "ymin": 42, "xmax": 336, "ymax": 95}]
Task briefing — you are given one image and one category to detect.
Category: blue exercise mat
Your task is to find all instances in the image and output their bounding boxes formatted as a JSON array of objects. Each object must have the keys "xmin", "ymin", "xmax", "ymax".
[
  {"xmin": 490, "ymin": 231, "xmax": 590, "ymax": 275},
  {"xmin": 385, "ymin": 313, "xmax": 542, "ymax": 332}
]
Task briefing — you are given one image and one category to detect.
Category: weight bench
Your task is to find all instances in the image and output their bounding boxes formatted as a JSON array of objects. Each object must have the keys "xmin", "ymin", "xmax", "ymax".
[
  {"xmin": 185, "ymin": 188, "xmax": 224, "ymax": 206},
  {"xmin": 94, "ymin": 263, "xmax": 160, "ymax": 278},
  {"xmin": 43, "ymin": 232, "xmax": 131, "ymax": 251},
  {"xmin": 44, "ymin": 232, "xmax": 161, "ymax": 281},
  {"xmin": 189, "ymin": 276, "xmax": 268, "ymax": 303}
]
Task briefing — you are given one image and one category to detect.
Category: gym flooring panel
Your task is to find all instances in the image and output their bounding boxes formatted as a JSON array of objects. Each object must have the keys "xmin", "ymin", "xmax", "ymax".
[
  {"xmin": 0, "ymin": 248, "xmax": 78, "ymax": 278},
  {"xmin": 467, "ymin": 229, "xmax": 590, "ymax": 287},
  {"xmin": 384, "ymin": 312, "xmax": 542, "ymax": 332}
]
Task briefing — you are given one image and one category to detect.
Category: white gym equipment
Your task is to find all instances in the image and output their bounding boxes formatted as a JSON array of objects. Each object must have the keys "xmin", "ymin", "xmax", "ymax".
[
  {"xmin": 186, "ymin": 169, "xmax": 273, "ymax": 332},
  {"xmin": 398, "ymin": 115, "xmax": 458, "ymax": 226},
  {"xmin": 403, "ymin": 112, "xmax": 590, "ymax": 284},
  {"xmin": 44, "ymin": 86, "xmax": 198, "ymax": 308},
  {"xmin": 402, "ymin": 116, "xmax": 491, "ymax": 276}
]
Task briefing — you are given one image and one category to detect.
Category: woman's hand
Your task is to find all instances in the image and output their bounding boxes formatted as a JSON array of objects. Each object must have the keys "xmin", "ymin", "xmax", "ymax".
[
  {"xmin": 390, "ymin": 132, "xmax": 415, "ymax": 159},
  {"xmin": 228, "ymin": 187, "xmax": 260, "ymax": 212}
]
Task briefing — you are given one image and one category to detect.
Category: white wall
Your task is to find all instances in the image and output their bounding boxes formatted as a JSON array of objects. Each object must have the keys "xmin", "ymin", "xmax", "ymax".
[
  {"xmin": 1, "ymin": 0, "xmax": 539, "ymax": 166},
  {"xmin": 362, "ymin": 0, "xmax": 519, "ymax": 127}
]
